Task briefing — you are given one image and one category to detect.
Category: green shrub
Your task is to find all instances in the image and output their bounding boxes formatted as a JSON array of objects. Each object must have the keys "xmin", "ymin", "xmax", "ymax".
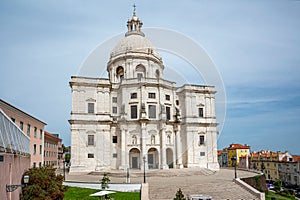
[{"xmin": 21, "ymin": 166, "xmax": 66, "ymax": 200}]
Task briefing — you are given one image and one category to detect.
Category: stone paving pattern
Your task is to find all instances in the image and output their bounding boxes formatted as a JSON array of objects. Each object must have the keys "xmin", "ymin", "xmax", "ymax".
[{"xmin": 66, "ymin": 168, "xmax": 259, "ymax": 200}]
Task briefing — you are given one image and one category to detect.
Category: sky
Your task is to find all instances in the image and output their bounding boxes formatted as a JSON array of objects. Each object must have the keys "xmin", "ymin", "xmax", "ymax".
[{"xmin": 0, "ymin": 1, "xmax": 299, "ymax": 154}]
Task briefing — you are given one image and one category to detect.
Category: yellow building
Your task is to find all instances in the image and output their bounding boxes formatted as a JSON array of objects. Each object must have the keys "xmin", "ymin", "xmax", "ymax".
[
  {"xmin": 251, "ymin": 150, "xmax": 292, "ymax": 181},
  {"xmin": 226, "ymin": 144, "xmax": 250, "ymax": 167}
]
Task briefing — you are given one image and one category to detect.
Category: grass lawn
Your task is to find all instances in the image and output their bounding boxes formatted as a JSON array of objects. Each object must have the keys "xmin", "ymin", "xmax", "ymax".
[
  {"xmin": 266, "ymin": 191, "xmax": 296, "ymax": 200},
  {"xmin": 64, "ymin": 187, "xmax": 140, "ymax": 200}
]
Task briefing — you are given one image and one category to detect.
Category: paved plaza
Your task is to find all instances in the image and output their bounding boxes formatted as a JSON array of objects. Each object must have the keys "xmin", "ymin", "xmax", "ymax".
[{"xmin": 65, "ymin": 168, "xmax": 260, "ymax": 200}]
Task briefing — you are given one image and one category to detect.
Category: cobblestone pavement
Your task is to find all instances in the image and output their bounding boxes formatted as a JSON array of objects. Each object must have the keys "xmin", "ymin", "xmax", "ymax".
[{"xmin": 66, "ymin": 168, "xmax": 260, "ymax": 200}]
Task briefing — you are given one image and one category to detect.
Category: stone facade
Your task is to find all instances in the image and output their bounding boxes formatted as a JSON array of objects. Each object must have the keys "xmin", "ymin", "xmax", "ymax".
[{"xmin": 69, "ymin": 9, "xmax": 219, "ymax": 173}]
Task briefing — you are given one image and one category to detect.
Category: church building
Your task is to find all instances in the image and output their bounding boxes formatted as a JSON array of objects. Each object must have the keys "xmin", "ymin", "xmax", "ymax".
[{"xmin": 69, "ymin": 8, "xmax": 219, "ymax": 173}]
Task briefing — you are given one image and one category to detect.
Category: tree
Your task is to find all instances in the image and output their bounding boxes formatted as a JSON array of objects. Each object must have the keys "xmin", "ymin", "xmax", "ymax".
[
  {"xmin": 21, "ymin": 166, "xmax": 66, "ymax": 200},
  {"xmin": 100, "ymin": 173, "xmax": 110, "ymax": 190},
  {"xmin": 174, "ymin": 188, "xmax": 186, "ymax": 200}
]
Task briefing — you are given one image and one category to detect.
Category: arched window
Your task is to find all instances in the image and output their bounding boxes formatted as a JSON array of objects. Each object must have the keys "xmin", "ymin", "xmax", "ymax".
[
  {"xmin": 155, "ymin": 69, "xmax": 160, "ymax": 79},
  {"xmin": 116, "ymin": 66, "xmax": 124, "ymax": 81},
  {"xmin": 136, "ymin": 64, "xmax": 146, "ymax": 79},
  {"xmin": 132, "ymin": 135, "xmax": 137, "ymax": 145},
  {"xmin": 151, "ymin": 135, "xmax": 155, "ymax": 144}
]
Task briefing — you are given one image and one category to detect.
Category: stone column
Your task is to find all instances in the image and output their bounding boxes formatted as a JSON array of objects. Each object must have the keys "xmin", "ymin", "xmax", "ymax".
[
  {"xmin": 119, "ymin": 128, "xmax": 127, "ymax": 170},
  {"xmin": 205, "ymin": 95, "xmax": 211, "ymax": 118},
  {"xmin": 141, "ymin": 122, "xmax": 148, "ymax": 170},
  {"xmin": 211, "ymin": 97, "xmax": 216, "ymax": 118},
  {"xmin": 175, "ymin": 125, "xmax": 183, "ymax": 168},
  {"xmin": 160, "ymin": 125, "xmax": 168, "ymax": 169}
]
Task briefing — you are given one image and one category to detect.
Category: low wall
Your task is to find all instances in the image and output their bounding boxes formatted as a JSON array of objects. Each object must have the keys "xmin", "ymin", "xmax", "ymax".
[{"xmin": 234, "ymin": 178, "xmax": 265, "ymax": 200}]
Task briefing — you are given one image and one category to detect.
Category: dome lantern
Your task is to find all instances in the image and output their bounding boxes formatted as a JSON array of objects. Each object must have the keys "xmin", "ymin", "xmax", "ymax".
[{"xmin": 125, "ymin": 4, "xmax": 145, "ymax": 37}]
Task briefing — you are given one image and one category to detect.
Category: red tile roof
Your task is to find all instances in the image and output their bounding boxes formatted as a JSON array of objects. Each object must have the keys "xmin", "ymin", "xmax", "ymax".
[{"xmin": 226, "ymin": 143, "xmax": 250, "ymax": 150}]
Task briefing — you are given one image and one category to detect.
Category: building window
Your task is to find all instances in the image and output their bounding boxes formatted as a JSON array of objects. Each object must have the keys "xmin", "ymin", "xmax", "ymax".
[
  {"xmin": 112, "ymin": 107, "xmax": 117, "ymax": 114},
  {"xmin": 176, "ymin": 100, "xmax": 179, "ymax": 105},
  {"xmin": 88, "ymin": 103, "xmax": 94, "ymax": 113},
  {"xmin": 112, "ymin": 97, "xmax": 117, "ymax": 103},
  {"xmin": 34, "ymin": 127, "xmax": 37, "ymax": 138},
  {"xmin": 166, "ymin": 106, "xmax": 171, "ymax": 120},
  {"xmin": 39, "ymin": 162, "xmax": 42, "ymax": 168},
  {"xmin": 131, "ymin": 105, "xmax": 137, "ymax": 119},
  {"xmin": 11, "ymin": 118, "xmax": 15, "ymax": 123},
  {"xmin": 199, "ymin": 108, "xmax": 204, "ymax": 117},
  {"xmin": 148, "ymin": 93, "xmax": 156, "ymax": 99},
  {"xmin": 167, "ymin": 135, "xmax": 171, "ymax": 144},
  {"xmin": 33, "ymin": 144, "xmax": 37, "ymax": 155},
  {"xmin": 149, "ymin": 105, "xmax": 156, "ymax": 119},
  {"xmin": 19, "ymin": 121, "xmax": 23, "ymax": 131},
  {"xmin": 88, "ymin": 135, "xmax": 94, "ymax": 146},
  {"xmin": 200, "ymin": 152, "xmax": 205, "ymax": 156},
  {"xmin": 19, "ymin": 121, "xmax": 24, "ymax": 131},
  {"xmin": 112, "ymin": 136, "xmax": 117, "ymax": 143},
  {"xmin": 40, "ymin": 129, "xmax": 43, "ymax": 139},
  {"xmin": 33, "ymin": 162, "xmax": 36, "ymax": 168},
  {"xmin": 199, "ymin": 135, "xmax": 205, "ymax": 145},
  {"xmin": 137, "ymin": 73, "xmax": 143, "ymax": 79},
  {"xmin": 131, "ymin": 93, "xmax": 137, "ymax": 99},
  {"xmin": 113, "ymin": 153, "xmax": 117, "ymax": 158},
  {"xmin": 40, "ymin": 145, "xmax": 42, "ymax": 155},
  {"xmin": 88, "ymin": 153, "xmax": 94, "ymax": 158},
  {"xmin": 27, "ymin": 124, "xmax": 31, "ymax": 136},
  {"xmin": 165, "ymin": 95, "xmax": 170, "ymax": 101}
]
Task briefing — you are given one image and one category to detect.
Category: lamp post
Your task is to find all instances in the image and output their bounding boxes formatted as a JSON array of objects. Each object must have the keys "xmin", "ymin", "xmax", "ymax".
[
  {"xmin": 143, "ymin": 156, "xmax": 146, "ymax": 183},
  {"xmin": 6, "ymin": 174, "xmax": 30, "ymax": 192},
  {"xmin": 63, "ymin": 158, "xmax": 66, "ymax": 181},
  {"xmin": 231, "ymin": 156, "xmax": 237, "ymax": 179}
]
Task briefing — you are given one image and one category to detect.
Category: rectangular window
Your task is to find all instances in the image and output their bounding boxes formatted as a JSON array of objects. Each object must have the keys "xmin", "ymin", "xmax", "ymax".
[
  {"xmin": 27, "ymin": 124, "xmax": 31, "ymax": 136},
  {"xmin": 148, "ymin": 93, "xmax": 156, "ymax": 99},
  {"xmin": 40, "ymin": 145, "xmax": 42, "ymax": 155},
  {"xmin": 33, "ymin": 144, "xmax": 37, "ymax": 155},
  {"xmin": 88, "ymin": 103, "xmax": 94, "ymax": 113},
  {"xmin": 40, "ymin": 129, "xmax": 43, "ymax": 139},
  {"xmin": 131, "ymin": 93, "xmax": 137, "ymax": 99},
  {"xmin": 149, "ymin": 105, "xmax": 156, "ymax": 119},
  {"xmin": 88, "ymin": 135, "xmax": 94, "ymax": 146},
  {"xmin": 112, "ymin": 136, "xmax": 117, "ymax": 143},
  {"xmin": 34, "ymin": 127, "xmax": 37, "ymax": 138},
  {"xmin": 176, "ymin": 100, "xmax": 179, "ymax": 105},
  {"xmin": 199, "ymin": 135, "xmax": 205, "ymax": 145},
  {"xmin": 33, "ymin": 162, "xmax": 36, "ymax": 168},
  {"xmin": 165, "ymin": 95, "xmax": 170, "ymax": 101},
  {"xmin": 20, "ymin": 121, "xmax": 23, "ymax": 131},
  {"xmin": 112, "ymin": 107, "xmax": 117, "ymax": 114},
  {"xmin": 200, "ymin": 152, "xmax": 205, "ymax": 156},
  {"xmin": 131, "ymin": 105, "xmax": 137, "ymax": 119},
  {"xmin": 88, "ymin": 153, "xmax": 94, "ymax": 158},
  {"xmin": 113, "ymin": 153, "xmax": 117, "ymax": 158},
  {"xmin": 166, "ymin": 106, "xmax": 171, "ymax": 120},
  {"xmin": 39, "ymin": 162, "xmax": 42, "ymax": 168},
  {"xmin": 112, "ymin": 97, "xmax": 117, "ymax": 103},
  {"xmin": 11, "ymin": 118, "xmax": 15, "ymax": 123},
  {"xmin": 198, "ymin": 108, "xmax": 204, "ymax": 117}
]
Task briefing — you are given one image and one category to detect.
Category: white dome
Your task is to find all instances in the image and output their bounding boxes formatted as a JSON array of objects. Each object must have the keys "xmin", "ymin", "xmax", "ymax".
[{"xmin": 110, "ymin": 34, "xmax": 162, "ymax": 63}]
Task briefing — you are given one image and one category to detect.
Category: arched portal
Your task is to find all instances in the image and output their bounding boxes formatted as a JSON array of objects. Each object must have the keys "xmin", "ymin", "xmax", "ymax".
[
  {"xmin": 166, "ymin": 148, "xmax": 174, "ymax": 169},
  {"xmin": 129, "ymin": 148, "xmax": 140, "ymax": 169},
  {"xmin": 147, "ymin": 148, "xmax": 159, "ymax": 169},
  {"xmin": 116, "ymin": 66, "xmax": 124, "ymax": 81}
]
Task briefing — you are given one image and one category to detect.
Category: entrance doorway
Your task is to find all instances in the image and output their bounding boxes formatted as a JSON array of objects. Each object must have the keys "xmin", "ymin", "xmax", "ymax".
[
  {"xmin": 129, "ymin": 148, "xmax": 140, "ymax": 169},
  {"xmin": 166, "ymin": 148, "xmax": 174, "ymax": 168},
  {"xmin": 147, "ymin": 148, "xmax": 159, "ymax": 169}
]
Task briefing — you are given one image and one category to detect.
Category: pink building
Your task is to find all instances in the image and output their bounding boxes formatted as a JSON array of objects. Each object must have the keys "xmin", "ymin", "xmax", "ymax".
[
  {"xmin": 0, "ymin": 99, "xmax": 46, "ymax": 167},
  {"xmin": 0, "ymin": 109, "xmax": 30, "ymax": 200}
]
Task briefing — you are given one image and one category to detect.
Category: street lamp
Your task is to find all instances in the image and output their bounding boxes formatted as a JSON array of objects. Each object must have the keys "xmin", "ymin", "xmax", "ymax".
[
  {"xmin": 143, "ymin": 156, "xmax": 146, "ymax": 183},
  {"xmin": 63, "ymin": 158, "xmax": 66, "ymax": 181},
  {"xmin": 231, "ymin": 156, "xmax": 237, "ymax": 179},
  {"xmin": 6, "ymin": 174, "xmax": 30, "ymax": 192}
]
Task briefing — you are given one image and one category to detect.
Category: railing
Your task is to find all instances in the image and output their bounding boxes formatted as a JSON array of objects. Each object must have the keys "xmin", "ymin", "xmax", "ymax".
[{"xmin": 0, "ymin": 109, "xmax": 30, "ymax": 155}]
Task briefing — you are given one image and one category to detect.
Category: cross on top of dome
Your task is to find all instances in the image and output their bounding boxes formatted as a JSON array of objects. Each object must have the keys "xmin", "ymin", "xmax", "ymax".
[{"xmin": 126, "ymin": 4, "xmax": 145, "ymax": 37}]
